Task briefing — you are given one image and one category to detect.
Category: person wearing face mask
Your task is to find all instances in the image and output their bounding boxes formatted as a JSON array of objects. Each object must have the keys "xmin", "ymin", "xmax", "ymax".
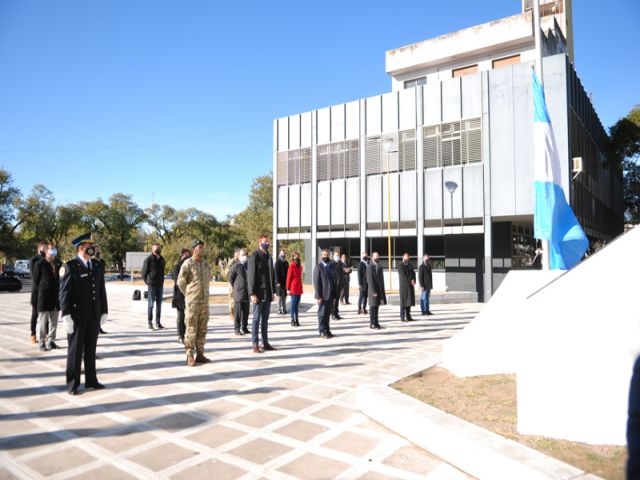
[
  {"xmin": 366, "ymin": 251, "xmax": 387, "ymax": 330},
  {"xmin": 339, "ymin": 254, "xmax": 353, "ymax": 306},
  {"xmin": 418, "ymin": 254, "xmax": 434, "ymax": 316},
  {"xmin": 29, "ymin": 241, "xmax": 48, "ymax": 343},
  {"xmin": 59, "ymin": 233, "xmax": 109, "ymax": 395},
  {"xmin": 357, "ymin": 252, "xmax": 369, "ymax": 315},
  {"xmin": 141, "ymin": 242, "xmax": 166, "ymax": 331},
  {"xmin": 246, "ymin": 234, "xmax": 277, "ymax": 353},
  {"xmin": 178, "ymin": 240, "xmax": 212, "ymax": 366},
  {"xmin": 313, "ymin": 249, "xmax": 336, "ymax": 338},
  {"xmin": 398, "ymin": 253, "xmax": 416, "ymax": 322},
  {"xmin": 331, "ymin": 252, "xmax": 343, "ymax": 321},
  {"xmin": 286, "ymin": 252, "xmax": 303, "ymax": 327},
  {"xmin": 32, "ymin": 243, "xmax": 62, "ymax": 351},
  {"xmin": 274, "ymin": 249, "xmax": 289, "ymax": 315},
  {"xmin": 229, "ymin": 248, "xmax": 250, "ymax": 336},
  {"xmin": 172, "ymin": 248, "xmax": 191, "ymax": 343}
]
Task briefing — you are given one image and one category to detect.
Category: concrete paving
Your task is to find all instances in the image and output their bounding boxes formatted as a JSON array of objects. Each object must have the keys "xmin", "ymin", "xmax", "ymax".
[{"xmin": 0, "ymin": 287, "xmax": 482, "ymax": 479}]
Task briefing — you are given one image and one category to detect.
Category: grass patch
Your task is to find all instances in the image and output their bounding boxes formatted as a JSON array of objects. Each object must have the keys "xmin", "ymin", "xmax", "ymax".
[{"xmin": 392, "ymin": 367, "xmax": 626, "ymax": 480}]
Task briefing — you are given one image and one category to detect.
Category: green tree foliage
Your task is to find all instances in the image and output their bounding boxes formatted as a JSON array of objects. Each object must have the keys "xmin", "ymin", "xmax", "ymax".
[
  {"xmin": 609, "ymin": 106, "xmax": 640, "ymax": 223},
  {"xmin": 233, "ymin": 173, "xmax": 273, "ymax": 249},
  {"xmin": 84, "ymin": 194, "xmax": 146, "ymax": 273},
  {"xmin": 0, "ymin": 170, "xmax": 22, "ymax": 259}
]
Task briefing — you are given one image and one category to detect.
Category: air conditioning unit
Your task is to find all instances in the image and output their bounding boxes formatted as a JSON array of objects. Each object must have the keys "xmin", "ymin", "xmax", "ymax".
[{"xmin": 572, "ymin": 157, "xmax": 583, "ymax": 173}]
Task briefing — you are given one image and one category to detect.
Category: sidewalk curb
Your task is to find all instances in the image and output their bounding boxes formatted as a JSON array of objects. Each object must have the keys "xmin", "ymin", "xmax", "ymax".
[{"xmin": 356, "ymin": 383, "xmax": 603, "ymax": 480}]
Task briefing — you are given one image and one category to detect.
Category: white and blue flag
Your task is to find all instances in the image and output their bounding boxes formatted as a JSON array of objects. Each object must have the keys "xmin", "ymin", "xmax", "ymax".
[{"xmin": 532, "ymin": 70, "xmax": 588, "ymax": 270}]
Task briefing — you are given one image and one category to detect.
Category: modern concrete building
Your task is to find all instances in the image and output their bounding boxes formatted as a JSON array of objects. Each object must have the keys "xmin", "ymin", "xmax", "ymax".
[{"xmin": 273, "ymin": 0, "xmax": 623, "ymax": 301}]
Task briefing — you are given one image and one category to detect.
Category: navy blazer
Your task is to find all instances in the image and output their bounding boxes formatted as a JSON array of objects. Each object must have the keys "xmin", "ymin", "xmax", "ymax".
[
  {"xmin": 313, "ymin": 261, "xmax": 335, "ymax": 302},
  {"xmin": 59, "ymin": 257, "xmax": 108, "ymax": 325}
]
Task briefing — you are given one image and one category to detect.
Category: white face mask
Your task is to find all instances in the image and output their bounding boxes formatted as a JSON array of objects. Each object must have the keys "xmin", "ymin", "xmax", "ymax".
[
  {"xmin": 239, "ymin": 255, "xmax": 247, "ymax": 263},
  {"xmin": 333, "ymin": 255, "xmax": 340, "ymax": 262}
]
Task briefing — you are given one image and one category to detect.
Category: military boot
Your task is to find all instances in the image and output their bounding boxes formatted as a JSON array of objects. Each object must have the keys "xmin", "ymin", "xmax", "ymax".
[
  {"xmin": 195, "ymin": 351, "xmax": 211, "ymax": 364},
  {"xmin": 186, "ymin": 349, "xmax": 196, "ymax": 367}
]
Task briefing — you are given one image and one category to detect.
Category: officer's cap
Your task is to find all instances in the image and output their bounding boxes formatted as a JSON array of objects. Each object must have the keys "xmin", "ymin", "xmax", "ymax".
[
  {"xmin": 191, "ymin": 239, "xmax": 204, "ymax": 249},
  {"xmin": 71, "ymin": 232, "xmax": 94, "ymax": 248}
]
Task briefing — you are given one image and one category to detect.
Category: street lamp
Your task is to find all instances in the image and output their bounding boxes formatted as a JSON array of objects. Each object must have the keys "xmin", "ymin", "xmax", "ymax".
[
  {"xmin": 444, "ymin": 181, "xmax": 458, "ymax": 226},
  {"xmin": 383, "ymin": 138, "xmax": 397, "ymax": 290}
]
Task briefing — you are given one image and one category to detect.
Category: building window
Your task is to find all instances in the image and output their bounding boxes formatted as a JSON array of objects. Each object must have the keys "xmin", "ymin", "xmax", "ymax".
[
  {"xmin": 423, "ymin": 118, "xmax": 482, "ymax": 168},
  {"xmin": 452, "ymin": 64, "xmax": 478, "ymax": 77},
  {"xmin": 365, "ymin": 129, "xmax": 416, "ymax": 175},
  {"xmin": 492, "ymin": 54, "xmax": 521, "ymax": 69},
  {"xmin": 317, "ymin": 140, "xmax": 359, "ymax": 181},
  {"xmin": 404, "ymin": 77, "xmax": 426, "ymax": 89},
  {"xmin": 276, "ymin": 147, "xmax": 311, "ymax": 186}
]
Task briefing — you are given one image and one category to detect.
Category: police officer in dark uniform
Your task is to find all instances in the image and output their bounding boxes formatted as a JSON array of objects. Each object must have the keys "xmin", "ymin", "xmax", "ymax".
[{"xmin": 59, "ymin": 233, "xmax": 108, "ymax": 395}]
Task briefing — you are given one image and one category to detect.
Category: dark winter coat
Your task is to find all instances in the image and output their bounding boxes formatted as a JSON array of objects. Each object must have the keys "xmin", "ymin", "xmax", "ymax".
[
  {"xmin": 358, "ymin": 261, "xmax": 368, "ymax": 291},
  {"xmin": 141, "ymin": 253, "xmax": 165, "ymax": 287},
  {"xmin": 246, "ymin": 249, "xmax": 276, "ymax": 301},
  {"xmin": 398, "ymin": 261, "xmax": 416, "ymax": 307},
  {"xmin": 366, "ymin": 261, "xmax": 387, "ymax": 307},
  {"xmin": 29, "ymin": 253, "xmax": 45, "ymax": 306},
  {"xmin": 171, "ymin": 258, "xmax": 187, "ymax": 309},
  {"xmin": 313, "ymin": 261, "xmax": 335, "ymax": 302},
  {"xmin": 418, "ymin": 261, "xmax": 433, "ymax": 290},
  {"xmin": 229, "ymin": 261, "xmax": 249, "ymax": 303},
  {"xmin": 59, "ymin": 257, "xmax": 108, "ymax": 323},
  {"xmin": 32, "ymin": 258, "xmax": 61, "ymax": 312},
  {"xmin": 274, "ymin": 257, "xmax": 289, "ymax": 287}
]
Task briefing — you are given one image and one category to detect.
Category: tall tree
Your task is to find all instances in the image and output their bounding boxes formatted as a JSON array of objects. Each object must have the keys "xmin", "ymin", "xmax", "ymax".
[
  {"xmin": 233, "ymin": 173, "xmax": 273, "ymax": 248},
  {"xmin": 0, "ymin": 169, "xmax": 22, "ymax": 259},
  {"xmin": 609, "ymin": 106, "xmax": 640, "ymax": 223},
  {"xmin": 84, "ymin": 194, "xmax": 146, "ymax": 273}
]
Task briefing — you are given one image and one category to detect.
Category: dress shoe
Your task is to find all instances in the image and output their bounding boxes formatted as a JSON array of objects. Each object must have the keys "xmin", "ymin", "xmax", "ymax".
[
  {"xmin": 400, "ymin": 318, "xmax": 408, "ymax": 322},
  {"xmin": 48, "ymin": 341, "xmax": 59, "ymax": 349},
  {"xmin": 86, "ymin": 382, "xmax": 105, "ymax": 390},
  {"xmin": 325, "ymin": 331, "xmax": 334, "ymax": 338},
  {"xmin": 426, "ymin": 311, "xmax": 434, "ymax": 316},
  {"xmin": 363, "ymin": 309, "xmax": 368, "ymax": 314},
  {"xmin": 186, "ymin": 350, "xmax": 196, "ymax": 366},
  {"xmin": 68, "ymin": 387, "xmax": 78, "ymax": 395},
  {"xmin": 99, "ymin": 328, "xmax": 107, "ymax": 334},
  {"xmin": 252, "ymin": 344, "xmax": 262, "ymax": 354},
  {"xmin": 242, "ymin": 328, "xmax": 250, "ymax": 334},
  {"xmin": 156, "ymin": 324, "xmax": 165, "ymax": 330},
  {"xmin": 235, "ymin": 329, "xmax": 242, "ymax": 336},
  {"xmin": 39, "ymin": 343, "xmax": 48, "ymax": 351},
  {"xmin": 358, "ymin": 309, "xmax": 363, "ymax": 314},
  {"xmin": 369, "ymin": 324, "xmax": 376, "ymax": 329},
  {"xmin": 319, "ymin": 332, "xmax": 328, "ymax": 338},
  {"xmin": 262, "ymin": 343, "xmax": 277, "ymax": 351},
  {"xmin": 295, "ymin": 320, "xmax": 300, "ymax": 327},
  {"xmin": 195, "ymin": 353, "xmax": 211, "ymax": 364},
  {"xmin": 30, "ymin": 335, "xmax": 37, "ymax": 344},
  {"xmin": 148, "ymin": 324, "xmax": 155, "ymax": 331}
]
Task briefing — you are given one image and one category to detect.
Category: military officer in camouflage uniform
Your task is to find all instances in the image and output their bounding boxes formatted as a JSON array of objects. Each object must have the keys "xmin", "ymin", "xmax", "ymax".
[{"xmin": 177, "ymin": 239, "xmax": 211, "ymax": 366}]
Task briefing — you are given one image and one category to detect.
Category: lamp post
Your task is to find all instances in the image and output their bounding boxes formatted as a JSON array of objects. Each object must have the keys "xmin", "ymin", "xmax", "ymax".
[
  {"xmin": 383, "ymin": 138, "xmax": 397, "ymax": 290},
  {"xmin": 444, "ymin": 181, "xmax": 458, "ymax": 226}
]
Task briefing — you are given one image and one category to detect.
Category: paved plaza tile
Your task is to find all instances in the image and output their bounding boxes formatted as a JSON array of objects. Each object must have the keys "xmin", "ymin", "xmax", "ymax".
[{"xmin": 0, "ymin": 288, "xmax": 479, "ymax": 479}]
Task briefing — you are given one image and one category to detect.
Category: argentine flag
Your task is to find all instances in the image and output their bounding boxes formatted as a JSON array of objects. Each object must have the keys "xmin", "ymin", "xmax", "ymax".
[{"xmin": 532, "ymin": 70, "xmax": 588, "ymax": 270}]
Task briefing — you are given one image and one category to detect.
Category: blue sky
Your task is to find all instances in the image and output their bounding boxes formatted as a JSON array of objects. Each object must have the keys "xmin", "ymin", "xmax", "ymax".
[{"xmin": 0, "ymin": 0, "xmax": 638, "ymax": 220}]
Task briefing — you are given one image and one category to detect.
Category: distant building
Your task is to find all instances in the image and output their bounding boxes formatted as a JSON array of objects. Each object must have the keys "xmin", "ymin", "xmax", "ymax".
[{"xmin": 273, "ymin": 0, "xmax": 623, "ymax": 301}]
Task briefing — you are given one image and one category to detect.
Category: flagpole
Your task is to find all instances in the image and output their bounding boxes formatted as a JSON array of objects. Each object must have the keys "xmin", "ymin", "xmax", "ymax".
[{"xmin": 533, "ymin": 0, "xmax": 550, "ymax": 271}]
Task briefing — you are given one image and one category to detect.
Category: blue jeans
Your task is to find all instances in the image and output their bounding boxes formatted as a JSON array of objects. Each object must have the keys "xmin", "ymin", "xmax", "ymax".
[
  {"xmin": 252, "ymin": 301, "xmax": 271, "ymax": 345},
  {"xmin": 290, "ymin": 294, "xmax": 301, "ymax": 321},
  {"xmin": 147, "ymin": 285, "xmax": 162, "ymax": 324},
  {"xmin": 420, "ymin": 289, "xmax": 431, "ymax": 313}
]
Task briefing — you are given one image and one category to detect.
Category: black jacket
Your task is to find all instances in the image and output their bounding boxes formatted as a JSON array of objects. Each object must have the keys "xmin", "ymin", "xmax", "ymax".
[
  {"xmin": 229, "ymin": 261, "xmax": 249, "ymax": 303},
  {"xmin": 366, "ymin": 261, "xmax": 387, "ymax": 307},
  {"xmin": 418, "ymin": 262, "xmax": 433, "ymax": 290},
  {"xmin": 59, "ymin": 257, "xmax": 108, "ymax": 325},
  {"xmin": 358, "ymin": 261, "xmax": 368, "ymax": 290},
  {"xmin": 29, "ymin": 253, "xmax": 45, "ymax": 305},
  {"xmin": 398, "ymin": 261, "xmax": 416, "ymax": 307},
  {"xmin": 313, "ymin": 261, "xmax": 335, "ymax": 302},
  {"xmin": 274, "ymin": 258, "xmax": 289, "ymax": 286},
  {"xmin": 141, "ymin": 253, "xmax": 165, "ymax": 287},
  {"xmin": 171, "ymin": 258, "xmax": 187, "ymax": 309},
  {"xmin": 246, "ymin": 249, "xmax": 276, "ymax": 301},
  {"xmin": 32, "ymin": 258, "xmax": 61, "ymax": 312}
]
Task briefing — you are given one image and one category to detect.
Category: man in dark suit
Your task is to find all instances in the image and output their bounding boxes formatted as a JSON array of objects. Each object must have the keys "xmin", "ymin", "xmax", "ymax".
[
  {"xmin": 29, "ymin": 241, "xmax": 47, "ymax": 343},
  {"xmin": 59, "ymin": 233, "xmax": 108, "ymax": 395},
  {"xmin": 32, "ymin": 243, "xmax": 62, "ymax": 351},
  {"xmin": 418, "ymin": 254, "xmax": 434, "ymax": 316},
  {"xmin": 313, "ymin": 249, "xmax": 335, "ymax": 338},
  {"xmin": 366, "ymin": 251, "xmax": 387, "ymax": 330},
  {"xmin": 357, "ymin": 252, "xmax": 369, "ymax": 315},
  {"xmin": 246, "ymin": 234, "xmax": 277, "ymax": 353}
]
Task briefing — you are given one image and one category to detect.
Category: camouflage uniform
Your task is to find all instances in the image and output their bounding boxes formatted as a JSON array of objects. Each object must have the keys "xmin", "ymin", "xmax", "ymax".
[{"xmin": 177, "ymin": 257, "xmax": 211, "ymax": 354}]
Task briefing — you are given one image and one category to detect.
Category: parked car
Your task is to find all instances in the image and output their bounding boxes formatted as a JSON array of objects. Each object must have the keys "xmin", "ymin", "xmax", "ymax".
[
  {"xmin": 0, "ymin": 273, "xmax": 22, "ymax": 292},
  {"xmin": 13, "ymin": 260, "xmax": 30, "ymax": 278},
  {"xmin": 105, "ymin": 273, "xmax": 132, "ymax": 282}
]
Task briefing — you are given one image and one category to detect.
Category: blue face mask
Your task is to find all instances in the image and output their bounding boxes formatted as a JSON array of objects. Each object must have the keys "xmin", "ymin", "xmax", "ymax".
[
  {"xmin": 48, "ymin": 248, "xmax": 57, "ymax": 257},
  {"xmin": 261, "ymin": 242, "xmax": 269, "ymax": 251}
]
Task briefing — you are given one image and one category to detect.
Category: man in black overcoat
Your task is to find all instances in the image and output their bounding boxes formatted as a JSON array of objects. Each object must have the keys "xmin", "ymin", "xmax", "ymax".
[
  {"xmin": 357, "ymin": 252, "xmax": 369, "ymax": 315},
  {"xmin": 418, "ymin": 254, "xmax": 434, "ymax": 316},
  {"xmin": 29, "ymin": 241, "xmax": 47, "ymax": 343},
  {"xmin": 59, "ymin": 233, "xmax": 108, "ymax": 395},
  {"xmin": 313, "ymin": 249, "xmax": 335, "ymax": 338},
  {"xmin": 398, "ymin": 253, "xmax": 416, "ymax": 322},
  {"xmin": 366, "ymin": 251, "xmax": 386, "ymax": 330}
]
